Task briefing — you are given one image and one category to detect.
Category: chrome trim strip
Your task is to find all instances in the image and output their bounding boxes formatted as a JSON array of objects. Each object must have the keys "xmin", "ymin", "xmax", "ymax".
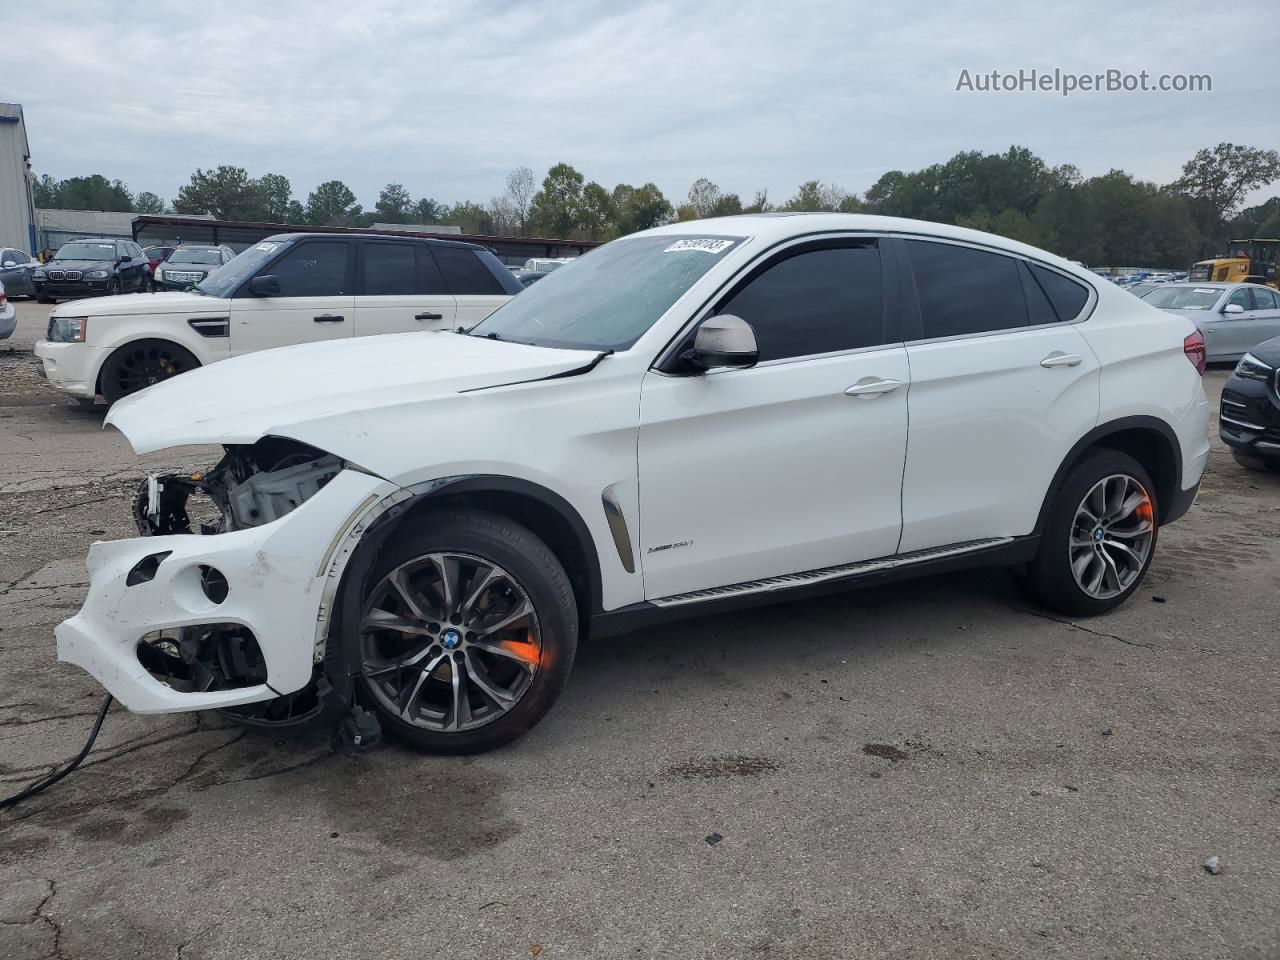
[
  {"xmin": 1220, "ymin": 398, "xmax": 1248, "ymax": 409},
  {"xmin": 1221, "ymin": 414, "xmax": 1266, "ymax": 432},
  {"xmin": 601, "ymin": 485, "xmax": 636, "ymax": 574},
  {"xmin": 650, "ymin": 538, "xmax": 1013, "ymax": 608}
]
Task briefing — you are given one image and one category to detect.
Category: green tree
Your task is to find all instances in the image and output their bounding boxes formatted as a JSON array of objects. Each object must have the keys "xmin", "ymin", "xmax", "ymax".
[
  {"xmin": 742, "ymin": 189, "xmax": 773, "ymax": 214},
  {"xmin": 134, "ymin": 191, "xmax": 166, "ymax": 214},
  {"xmin": 612, "ymin": 182, "xmax": 673, "ymax": 234},
  {"xmin": 256, "ymin": 173, "xmax": 296, "ymax": 222},
  {"xmin": 579, "ymin": 182, "xmax": 616, "ymax": 239},
  {"xmin": 175, "ymin": 166, "xmax": 264, "ymax": 220},
  {"xmin": 1172, "ymin": 143, "xmax": 1280, "ymax": 253},
  {"xmin": 783, "ymin": 180, "xmax": 849, "ymax": 212},
  {"xmin": 441, "ymin": 201, "xmax": 494, "ymax": 235},
  {"xmin": 375, "ymin": 182, "xmax": 413, "ymax": 222},
  {"xmin": 529, "ymin": 163, "xmax": 585, "ymax": 237},
  {"xmin": 33, "ymin": 174, "xmax": 59, "ymax": 208},
  {"xmin": 54, "ymin": 174, "xmax": 134, "ymax": 211},
  {"xmin": 305, "ymin": 180, "xmax": 360, "ymax": 226},
  {"xmin": 413, "ymin": 197, "xmax": 445, "ymax": 223}
]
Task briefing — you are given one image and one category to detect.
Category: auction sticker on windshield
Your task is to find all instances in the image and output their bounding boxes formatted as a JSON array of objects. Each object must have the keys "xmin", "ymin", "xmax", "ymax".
[{"xmin": 664, "ymin": 239, "xmax": 736, "ymax": 254}]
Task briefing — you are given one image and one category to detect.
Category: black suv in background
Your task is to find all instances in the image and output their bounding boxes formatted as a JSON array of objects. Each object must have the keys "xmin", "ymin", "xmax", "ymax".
[
  {"xmin": 1219, "ymin": 335, "xmax": 1280, "ymax": 472},
  {"xmin": 33, "ymin": 239, "xmax": 150, "ymax": 302}
]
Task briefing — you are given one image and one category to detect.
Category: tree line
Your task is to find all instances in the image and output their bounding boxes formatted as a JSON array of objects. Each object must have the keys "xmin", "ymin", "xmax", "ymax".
[{"xmin": 32, "ymin": 142, "xmax": 1280, "ymax": 266}]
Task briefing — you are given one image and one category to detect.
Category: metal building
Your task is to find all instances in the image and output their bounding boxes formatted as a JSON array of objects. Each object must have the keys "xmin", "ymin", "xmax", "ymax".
[
  {"xmin": 0, "ymin": 103, "xmax": 37, "ymax": 254},
  {"xmin": 35, "ymin": 208, "xmax": 138, "ymax": 251}
]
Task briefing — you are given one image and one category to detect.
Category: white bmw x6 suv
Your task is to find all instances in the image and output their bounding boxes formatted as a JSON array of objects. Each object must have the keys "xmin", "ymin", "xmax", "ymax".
[{"xmin": 56, "ymin": 214, "xmax": 1209, "ymax": 752}]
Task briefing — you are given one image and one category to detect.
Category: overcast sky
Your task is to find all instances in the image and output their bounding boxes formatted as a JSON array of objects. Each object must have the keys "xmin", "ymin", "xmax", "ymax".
[{"xmin": 7, "ymin": 0, "xmax": 1277, "ymax": 210}]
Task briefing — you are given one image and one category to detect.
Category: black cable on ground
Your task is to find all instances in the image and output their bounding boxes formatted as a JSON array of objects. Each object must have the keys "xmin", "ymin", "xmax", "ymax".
[{"xmin": 0, "ymin": 693, "xmax": 113, "ymax": 810}]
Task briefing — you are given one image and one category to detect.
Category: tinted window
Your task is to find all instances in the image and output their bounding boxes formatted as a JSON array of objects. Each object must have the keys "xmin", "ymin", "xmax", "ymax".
[
  {"xmin": 717, "ymin": 244, "xmax": 884, "ymax": 362},
  {"xmin": 266, "ymin": 241, "xmax": 349, "ymax": 297},
  {"xmin": 907, "ymin": 240, "xmax": 1026, "ymax": 338},
  {"xmin": 433, "ymin": 246, "xmax": 512, "ymax": 295},
  {"xmin": 55, "ymin": 242, "xmax": 116, "ymax": 261},
  {"xmin": 1019, "ymin": 262, "xmax": 1059, "ymax": 326},
  {"xmin": 361, "ymin": 243, "xmax": 417, "ymax": 295},
  {"xmin": 1029, "ymin": 263, "xmax": 1089, "ymax": 320},
  {"xmin": 1251, "ymin": 287, "xmax": 1278, "ymax": 310}
]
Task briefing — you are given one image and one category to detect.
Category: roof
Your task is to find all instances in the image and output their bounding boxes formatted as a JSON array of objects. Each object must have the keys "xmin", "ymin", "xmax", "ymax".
[
  {"xmin": 640, "ymin": 212, "xmax": 1092, "ymax": 276},
  {"xmin": 131, "ymin": 214, "xmax": 601, "ymax": 250},
  {"xmin": 261, "ymin": 231, "xmax": 484, "ymax": 250}
]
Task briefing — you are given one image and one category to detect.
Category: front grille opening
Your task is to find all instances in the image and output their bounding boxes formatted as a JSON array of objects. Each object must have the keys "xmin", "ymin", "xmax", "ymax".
[{"xmin": 137, "ymin": 623, "xmax": 267, "ymax": 692}]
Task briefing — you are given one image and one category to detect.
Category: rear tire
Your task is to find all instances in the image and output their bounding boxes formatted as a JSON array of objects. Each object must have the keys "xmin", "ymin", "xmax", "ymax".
[
  {"xmin": 349, "ymin": 509, "xmax": 578, "ymax": 754},
  {"xmin": 100, "ymin": 339, "xmax": 199, "ymax": 406},
  {"xmin": 1019, "ymin": 450, "xmax": 1158, "ymax": 617}
]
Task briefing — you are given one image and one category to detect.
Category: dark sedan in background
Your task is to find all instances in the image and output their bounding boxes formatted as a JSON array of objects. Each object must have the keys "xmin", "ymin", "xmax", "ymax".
[
  {"xmin": 33, "ymin": 239, "xmax": 151, "ymax": 302},
  {"xmin": 1220, "ymin": 337, "xmax": 1280, "ymax": 473},
  {"xmin": 0, "ymin": 246, "xmax": 40, "ymax": 298}
]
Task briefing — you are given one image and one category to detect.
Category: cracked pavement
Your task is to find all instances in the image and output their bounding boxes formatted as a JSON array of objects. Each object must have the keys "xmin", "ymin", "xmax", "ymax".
[{"xmin": 2, "ymin": 300, "xmax": 1279, "ymax": 959}]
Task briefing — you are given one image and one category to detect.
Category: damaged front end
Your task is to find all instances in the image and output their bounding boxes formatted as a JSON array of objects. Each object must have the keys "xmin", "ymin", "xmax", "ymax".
[{"xmin": 56, "ymin": 437, "xmax": 401, "ymax": 723}]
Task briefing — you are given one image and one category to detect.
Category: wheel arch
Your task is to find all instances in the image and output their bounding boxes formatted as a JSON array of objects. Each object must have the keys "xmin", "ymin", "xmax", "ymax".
[
  {"xmin": 95, "ymin": 337, "xmax": 202, "ymax": 398},
  {"xmin": 1035, "ymin": 416, "xmax": 1182, "ymax": 533},
  {"xmin": 357, "ymin": 475, "xmax": 604, "ymax": 639}
]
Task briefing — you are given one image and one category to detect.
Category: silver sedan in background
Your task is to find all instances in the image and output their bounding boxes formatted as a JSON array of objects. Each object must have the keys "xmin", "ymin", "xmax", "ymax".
[{"xmin": 1145, "ymin": 281, "xmax": 1280, "ymax": 361}]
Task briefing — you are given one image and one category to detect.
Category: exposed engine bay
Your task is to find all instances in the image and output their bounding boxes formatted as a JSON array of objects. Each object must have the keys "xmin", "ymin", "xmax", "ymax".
[
  {"xmin": 134, "ymin": 436, "xmax": 344, "ymax": 537},
  {"xmin": 131, "ymin": 437, "xmax": 348, "ymax": 724}
]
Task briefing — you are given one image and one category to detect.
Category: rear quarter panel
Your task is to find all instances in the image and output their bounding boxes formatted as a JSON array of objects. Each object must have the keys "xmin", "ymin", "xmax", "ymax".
[{"xmin": 1076, "ymin": 285, "xmax": 1209, "ymax": 493}]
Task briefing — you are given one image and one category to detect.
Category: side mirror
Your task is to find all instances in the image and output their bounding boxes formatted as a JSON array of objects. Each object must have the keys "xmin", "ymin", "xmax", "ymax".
[
  {"xmin": 684, "ymin": 314, "xmax": 759, "ymax": 371},
  {"xmin": 118, "ymin": 254, "xmax": 131, "ymax": 263},
  {"xmin": 1223, "ymin": 303, "xmax": 1245, "ymax": 315},
  {"xmin": 248, "ymin": 274, "xmax": 282, "ymax": 297},
  {"xmin": 1, "ymin": 261, "xmax": 14, "ymax": 268}
]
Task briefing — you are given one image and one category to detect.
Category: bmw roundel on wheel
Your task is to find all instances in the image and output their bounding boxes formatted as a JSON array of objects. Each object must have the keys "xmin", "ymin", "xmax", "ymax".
[{"xmin": 55, "ymin": 214, "xmax": 1209, "ymax": 752}]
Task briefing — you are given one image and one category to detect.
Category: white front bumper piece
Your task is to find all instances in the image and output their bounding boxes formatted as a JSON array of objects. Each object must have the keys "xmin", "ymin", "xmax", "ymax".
[{"xmin": 57, "ymin": 469, "xmax": 399, "ymax": 713}]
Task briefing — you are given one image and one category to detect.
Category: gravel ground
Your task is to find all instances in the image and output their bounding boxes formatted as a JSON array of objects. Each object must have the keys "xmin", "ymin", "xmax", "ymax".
[{"xmin": 1, "ymin": 299, "xmax": 1278, "ymax": 959}]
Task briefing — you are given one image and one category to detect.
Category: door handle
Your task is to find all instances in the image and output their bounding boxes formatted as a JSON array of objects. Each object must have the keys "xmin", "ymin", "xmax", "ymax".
[
  {"xmin": 313, "ymin": 314, "xmax": 345, "ymax": 323},
  {"xmin": 844, "ymin": 378, "xmax": 902, "ymax": 398},
  {"xmin": 414, "ymin": 312, "xmax": 443, "ymax": 321},
  {"xmin": 1040, "ymin": 352, "xmax": 1082, "ymax": 368}
]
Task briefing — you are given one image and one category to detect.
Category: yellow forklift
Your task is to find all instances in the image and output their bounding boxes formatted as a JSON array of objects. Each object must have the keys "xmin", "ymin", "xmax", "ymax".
[{"xmin": 1189, "ymin": 239, "xmax": 1280, "ymax": 287}]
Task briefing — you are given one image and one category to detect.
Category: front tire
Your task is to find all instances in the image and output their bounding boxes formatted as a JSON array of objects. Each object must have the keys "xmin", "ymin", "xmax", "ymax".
[
  {"xmin": 351, "ymin": 509, "xmax": 578, "ymax": 754},
  {"xmin": 99, "ymin": 339, "xmax": 199, "ymax": 406},
  {"xmin": 1020, "ymin": 450, "xmax": 1158, "ymax": 617}
]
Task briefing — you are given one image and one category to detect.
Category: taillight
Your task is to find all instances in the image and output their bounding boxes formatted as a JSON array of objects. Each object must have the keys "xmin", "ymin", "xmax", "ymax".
[
  {"xmin": 0, "ymin": 291, "xmax": 7, "ymax": 306},
  {"xmin": 1183, "ymin": 330, "xmax": 1206, "ymax": 375}
]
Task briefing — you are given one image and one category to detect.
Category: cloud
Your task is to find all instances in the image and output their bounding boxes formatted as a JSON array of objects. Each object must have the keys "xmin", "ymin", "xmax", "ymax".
[{"xmin": 7, "ymin": 0, "xmax": 1275, "ymax": 208}]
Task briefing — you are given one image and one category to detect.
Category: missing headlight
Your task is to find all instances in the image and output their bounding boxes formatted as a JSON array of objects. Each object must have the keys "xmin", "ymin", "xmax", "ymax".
[{"xmin": 133, "ymin": 437, "xmax": 344, "ymax": 537}]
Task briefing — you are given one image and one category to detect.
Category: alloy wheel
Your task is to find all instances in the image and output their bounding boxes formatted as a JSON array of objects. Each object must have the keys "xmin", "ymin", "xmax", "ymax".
[
  {"xmin": 359, "ymin": 552, "xmax": 541, "ymax": 732},
  {"xmin": 1068, "ymin": 474, "xmax": 1155, "ymax": 600},
  {"xmin": 112, "ymin": 344, "xmax": 192, "ymax": 395}
]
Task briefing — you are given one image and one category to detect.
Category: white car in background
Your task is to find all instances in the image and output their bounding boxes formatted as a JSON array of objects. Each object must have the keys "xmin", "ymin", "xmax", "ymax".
[
  {"xmin": 0, "ymin": 279, "xmax": 15, "ymax": 339},
  {"xmin": 34, "ymin": 233, "xmax": 521, "ymax": 405},
  {"xmin": 55, "ymin": 214, "xmax": 1208, "ymax": 755}
]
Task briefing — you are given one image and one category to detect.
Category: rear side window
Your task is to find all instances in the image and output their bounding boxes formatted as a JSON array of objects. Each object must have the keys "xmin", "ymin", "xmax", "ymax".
[
  {"xmin": 907, "ymin": 240, "xmax": 1027, "ymax": 338},
  {"xmin": 1251, "ymin": 287, "xmax": 1278, "ymax": 310},
  {"xmin": 361, "ymin": 242, "xmax": 416, "ymax": 295},
  {"xmin": 717, "ymin": 244, "xmax": 885, "ymax": 362},
  {"xmin": 432, "ymin": 246, "xmax": 517, "ymax": 295},
  {"xmin": 1028, "ymin": 263, "xmax": 1089, "ymax": 321},
  {"xmin": 267, "ymin": 241, "xmax": 349, "ymax": 297}
]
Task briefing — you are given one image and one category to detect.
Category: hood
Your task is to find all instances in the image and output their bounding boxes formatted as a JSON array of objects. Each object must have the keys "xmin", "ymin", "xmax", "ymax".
[
  {"xmin": 50, "ymin": 291, "xmax": 224, "ymax": 317},
  {"xmin": 106, "ymin": 331, "xmax": 599, "ymax": 456},
  {"xmin": 43, "ymin": 259, "xmax": 113, "ymax": 271}
]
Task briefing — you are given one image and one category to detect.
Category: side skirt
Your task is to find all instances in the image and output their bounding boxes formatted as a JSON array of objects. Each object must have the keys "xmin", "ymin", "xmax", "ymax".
[{"xmin": 590, "ymin": 535, "xmax": 1039, "ymax": 639}]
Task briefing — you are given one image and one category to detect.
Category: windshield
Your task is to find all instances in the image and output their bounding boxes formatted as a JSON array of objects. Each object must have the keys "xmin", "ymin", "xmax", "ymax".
[
  {"xmin": 169, "ymin": 248, "xmax": 222, "ymax": 265},
  {"xmin": 471, "ymin": 235, "xmax": 743, "ymax": 350},
  {"xmin": 55, "ymin": 242, "xmax": 117, "ymax": 261},
  {"xmin": 1144, "ymin": 286, "xmax": 1223, "ymax": 310},
  {"xmin": 194, "ymin": 240, "xmax": 282, "ymax": 297}
]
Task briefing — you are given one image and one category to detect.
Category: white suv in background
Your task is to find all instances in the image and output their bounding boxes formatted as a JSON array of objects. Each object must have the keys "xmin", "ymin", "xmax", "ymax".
[
  {"xmin": 55, "ymin": 214, "xmax": 1209, "ymax": 754},
  {"xmin": 34, "ymin": 233, "xmax": 522, "ymax": 405}
]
